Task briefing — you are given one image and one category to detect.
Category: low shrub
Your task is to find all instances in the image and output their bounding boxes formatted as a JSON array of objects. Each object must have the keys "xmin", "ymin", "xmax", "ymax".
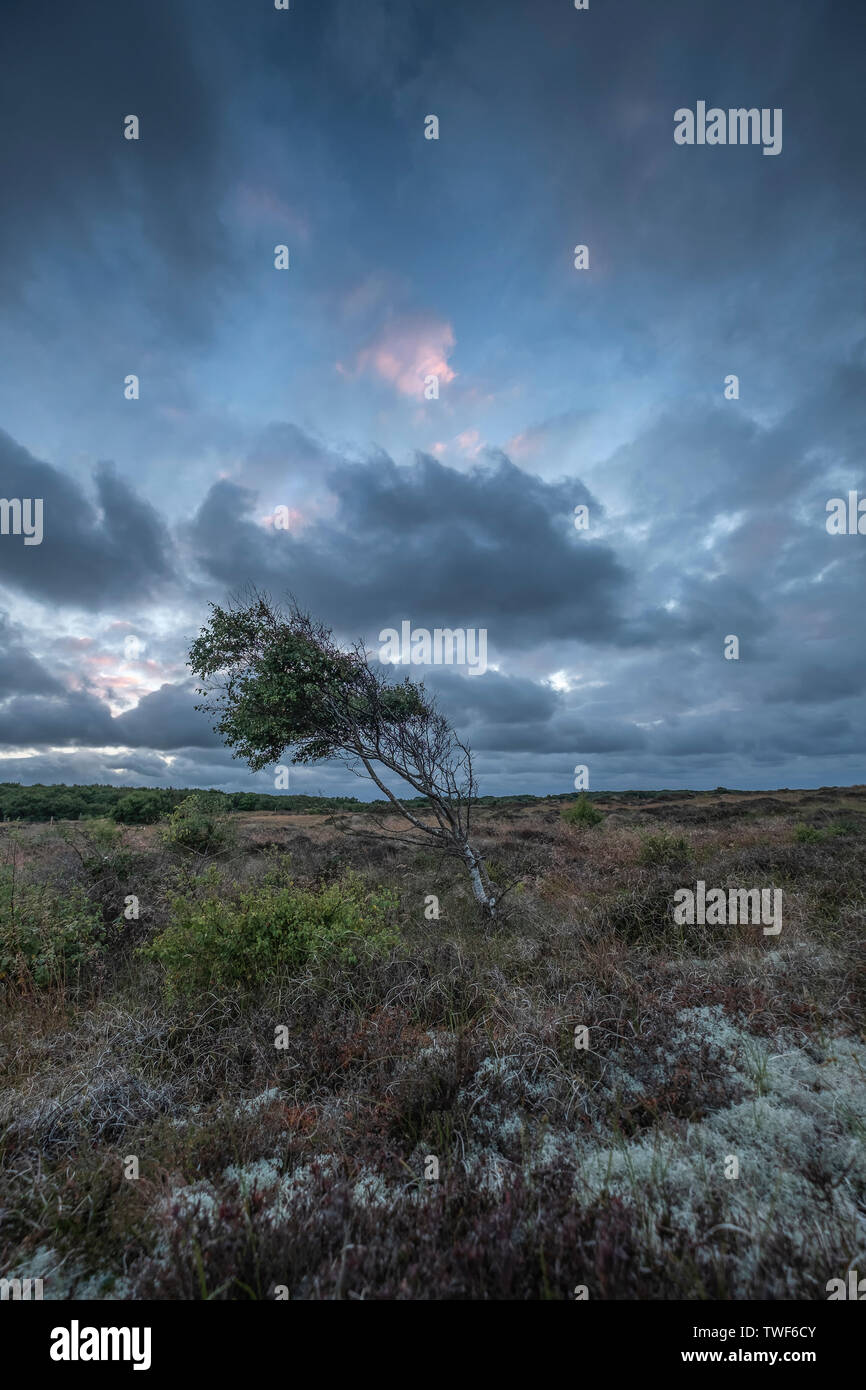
[
  {"xmin": 795, "ymin": 820, "xmax": 859, "ymax": 844},
  {"xmin": 561, "ymin": 795, "xmax": 604, "ymax": 828},
  {"xmin": 794, "ymin": 823, "xmax": 822, "ymax": 844},
  {"xmin": 141, "ymin": 872, "xmax": 399, "ymax": 996},
  {"xmin": 638, "ymin": 831, "xmax": 693, "ymax": 867},
  {"xmin": 0, "ymin": 867, "xmax": 105, "ymax": 989},
  {"xmin": 58, "ymin": 817, "xmax": 137, "ymax": 875},
  {"xmin": 828, "ymin": 819, "xmax": 860, "ymax": 836},
  {"xmin": 159, "ymin": 793, "xmax": 235, "ymax": 857}
]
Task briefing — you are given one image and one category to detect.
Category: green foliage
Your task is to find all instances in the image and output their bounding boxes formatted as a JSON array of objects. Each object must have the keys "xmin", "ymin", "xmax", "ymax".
[
  {"xmin": 638, "ymin": 831, "xmax": 693, "ymax": 866},
  {"xmin": 75, "ymin": 817, "xmax": 123, "ymax": 850},
  {"xmin": 142, "ymin": 872, "xmax": 399, "ymax": 996},
  {"xmin": 828, "ymin": 819, "xmax": 860, "ymax": 836},
  {"xmin": 189, "ymin": 595, "xmax": 432, "ymax": 772},
  {"xmin": 67, "ymin": 818, "xmax": 134, "ymax": 880},
  {"xmin": 112, "ymin": 790, "xmax": 173, "ymax": 825},
  {"xmin": 795, "ymin": 820, "xmax": 859, "ymax": 844},
  {"xmin": 159, "ymin": 793, "xmax": 235, "ymax": 856},
  {"xmin": 794, "ymin": 823, "xmax": 822, "ymax": 843},
  {"xmin": 0, "ymin": 781, "xmax": 364, "ymax": 824},
  {"xmin": 0, "ymin": 781, "xmax": 124, "ymax": 822},
  {"xmin": 561, "ymin": 795, "xmax": 604, "ymax": 827},
  {"xmin": 0, "ymin": 867, "xmax": 105, "ymax": 989},
  {"xmin": 483, "ymin": 857, "xmax": 508, "ymax": 886}
]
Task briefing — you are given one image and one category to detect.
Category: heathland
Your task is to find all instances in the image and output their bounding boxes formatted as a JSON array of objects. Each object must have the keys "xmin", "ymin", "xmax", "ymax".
[{"xmin": 1, "ymin": 785, "xmax": 864, "ymax": 1299}]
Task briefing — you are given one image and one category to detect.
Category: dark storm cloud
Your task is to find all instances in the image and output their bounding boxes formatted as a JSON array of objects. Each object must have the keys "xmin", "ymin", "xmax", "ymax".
[
  {"xmin": 0, "ymin": 0, "xmax": 232, "ymax": 338},
  {"xmin": 764, "ymin": 650, "xmax": 866, "ymax": 707},
  {"xmin": 188, "ymin": 450, "xmax": 632, "ymax": 646},
  {"xmin": 0, "ymin": 681, "xmax": 219, "ymax": 753},
  {"xmin": 113, "ymin": 683, "xmax": 221, "ymax": 750},
  {"xmin": 464, "ymin": 690, "xmax": 866, "ymax": 766},
  {"xmin": 425, "ymin": 669, "xmax": 559, "ymax": 725},
  {"xmin": 245, "ymin": 424, "xmax": 343, "ymax": 488},
  {"xmin": 1, "ymin": 0, "xmax": 864, "ymax": 794},
  {"xmin": 0, "ymin": 691, "xmax": 113, "ymax": 748},
  {"xmin": 0, "ymin": 431, "xmax": 175, "ymax": 607},
  {"xmin": 0, "ymin": 613, "xmax": 63, "ymax": 699},
  {"xmin": 523, "ymin": 2, "xmax": 866, "ymax": 306},
  {"xmin": 468, "ymin": 714, "xmax": 649, "ymax": 757},
  {"xmin": 0, "ymin": 747, "xmax": 237, "ymax": 791}
]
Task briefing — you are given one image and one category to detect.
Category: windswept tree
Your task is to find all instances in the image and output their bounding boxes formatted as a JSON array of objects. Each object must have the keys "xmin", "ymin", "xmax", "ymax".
[{"xmin": 189, "ymin": 592, "xmax": 498, "ymax": 916}]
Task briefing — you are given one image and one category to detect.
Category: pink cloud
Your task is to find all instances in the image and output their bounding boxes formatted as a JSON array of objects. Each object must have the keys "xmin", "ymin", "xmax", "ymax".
[
  {"xmin": 427, "ymin": 430, "xmax": 485, "ymax": 461},
  {"xmin": 340, "ymin": 315, "xmax": 457, "ymax": 400},
  {"xmin": 505, "ymin": 430, "xmax": 537, "ymax": 461},
  {"xmin": 455, "ymin": 428, "xmax": 483, "ymax": 458}
]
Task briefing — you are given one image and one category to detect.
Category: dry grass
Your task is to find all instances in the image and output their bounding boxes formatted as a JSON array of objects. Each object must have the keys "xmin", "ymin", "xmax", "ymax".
[{"xmin": 1, "ymin": 787, "xmax": 864, "ymax": 1299}]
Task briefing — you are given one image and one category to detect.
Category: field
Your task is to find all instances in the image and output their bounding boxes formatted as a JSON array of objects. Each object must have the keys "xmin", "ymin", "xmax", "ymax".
[{"xmin": 1, "ymin": 787, "xmax": 864, "ymax": 1300}]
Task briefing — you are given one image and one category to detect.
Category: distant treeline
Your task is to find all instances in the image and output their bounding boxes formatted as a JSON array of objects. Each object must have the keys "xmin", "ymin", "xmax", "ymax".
[
  {"xmin": 0, "ymin": 782, "xmax": 364, "ymax": 824},
  {"xmin": 0, "ymin": 781, "xmax": 743, "ymax": 825}
]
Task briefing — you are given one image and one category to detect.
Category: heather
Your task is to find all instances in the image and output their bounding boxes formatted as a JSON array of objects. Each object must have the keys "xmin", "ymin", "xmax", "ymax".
[{"xmin": 1, "ymin": 786, "xmax": 864, "ymax": 1300}]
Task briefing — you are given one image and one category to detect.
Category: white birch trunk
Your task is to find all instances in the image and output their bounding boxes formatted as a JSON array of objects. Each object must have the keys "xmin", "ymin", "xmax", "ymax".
[{"xmin": 461, "ymin": 842, "xmax": 496, "ymax": 916}]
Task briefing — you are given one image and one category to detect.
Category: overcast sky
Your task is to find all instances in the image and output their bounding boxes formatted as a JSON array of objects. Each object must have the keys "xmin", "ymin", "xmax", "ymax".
[{"xmin": 1, "ymin": 0, "xmax": 864, "ymax": 797}]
